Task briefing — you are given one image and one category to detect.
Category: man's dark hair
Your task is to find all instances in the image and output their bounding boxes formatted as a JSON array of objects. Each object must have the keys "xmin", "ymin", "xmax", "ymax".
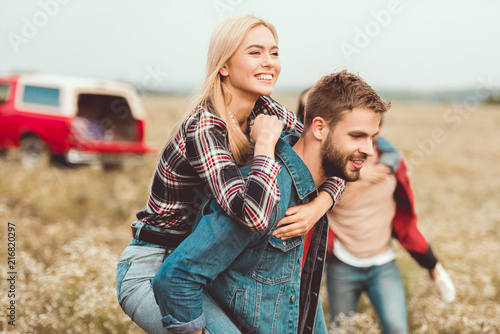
[
  {"xmin": 296, "ymin": 87, "xmax": 311, "ymax": 124},
  {"xmin": 303, "ymin": 70, "xmax": 390, "ymax": 131}
]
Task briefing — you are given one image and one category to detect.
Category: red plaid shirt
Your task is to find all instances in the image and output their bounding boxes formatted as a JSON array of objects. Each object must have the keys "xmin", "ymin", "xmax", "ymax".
[{"xmin": 137, "ymin": 96, "xmax": 345, "ymax": 231}]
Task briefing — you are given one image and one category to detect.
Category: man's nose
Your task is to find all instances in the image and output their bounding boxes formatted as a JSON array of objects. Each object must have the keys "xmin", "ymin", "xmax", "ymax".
[{"xmin": 359, "ymin": 139, "xmax": 375, "ymax": 156}]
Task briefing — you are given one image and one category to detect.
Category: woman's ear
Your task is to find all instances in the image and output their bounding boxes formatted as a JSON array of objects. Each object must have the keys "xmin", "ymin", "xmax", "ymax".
[
  {"xmin": 311, "ymin": 117, "xmax": 329, "ymax": 141},
  {"xmin": 219, "ymin": 65, "xmax": 229, "ymax": 77}
]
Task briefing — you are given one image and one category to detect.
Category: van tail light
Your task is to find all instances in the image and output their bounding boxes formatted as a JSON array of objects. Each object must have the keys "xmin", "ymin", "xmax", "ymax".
[{"xmin": 136, "ymin": 120, "xmax": 145, "ymax": 141}]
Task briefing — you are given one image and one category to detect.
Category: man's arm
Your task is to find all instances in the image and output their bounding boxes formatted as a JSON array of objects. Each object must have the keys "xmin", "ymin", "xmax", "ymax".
[
  {"xmin": 376, "ymin": 136, "xmax": 402, "ymax": 172},
  {"xmin": 152, "ymin": 198, "xmax": 265, "ymax": 334}
]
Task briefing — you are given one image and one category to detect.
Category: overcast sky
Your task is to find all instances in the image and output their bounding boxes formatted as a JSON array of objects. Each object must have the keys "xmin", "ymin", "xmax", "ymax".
[{"xmin": 1, "ymin": 0, "xmax": 500, "ymax": 93}]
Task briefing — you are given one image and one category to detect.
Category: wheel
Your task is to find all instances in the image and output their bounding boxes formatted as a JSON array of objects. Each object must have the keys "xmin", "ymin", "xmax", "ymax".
[
  {"xmin": 101, "ymin": 162, "xmax": 124, "ymax": 171},
  {"xmin": 19, "ymin": 136, "xmax": 50, "ymax": 169},
  {"xmin": 51, "ymin": 155, "xmax": 77, "ymax": 168}
]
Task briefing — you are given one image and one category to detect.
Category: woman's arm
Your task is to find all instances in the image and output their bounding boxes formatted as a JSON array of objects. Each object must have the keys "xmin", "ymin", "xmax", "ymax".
[
  {"xmin": 185, "ymin": 109, "xmax": 281, "ymax": 231},
  {"xmin": 273, "ymin": 177, "xmax": 345, "ymax": 240}
]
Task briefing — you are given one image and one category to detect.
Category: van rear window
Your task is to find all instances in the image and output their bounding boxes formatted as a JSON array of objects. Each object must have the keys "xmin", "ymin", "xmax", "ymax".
[
  {"xmin": 0, "ymin": 84, "xmax": 10, "ymax": 103},
  {"xmin": 23, "ymin": 85, "xmax": 60, "ymax": 107}
]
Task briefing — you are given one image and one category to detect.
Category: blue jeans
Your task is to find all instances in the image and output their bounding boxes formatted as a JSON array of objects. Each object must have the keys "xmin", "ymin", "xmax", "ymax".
[
  {"xmin": 116, "ymin": 221, "xmax": 242, "ymax": 333},
  {"xmin": 325, "ymin": 255, "xmax": 408, "ymax": 334}
]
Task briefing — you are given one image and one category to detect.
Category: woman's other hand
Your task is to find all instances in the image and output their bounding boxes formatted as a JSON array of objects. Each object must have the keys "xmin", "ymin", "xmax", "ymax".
[{"xmin": 251, "ymin": 114, "xmax": 284, "ymax": 158}]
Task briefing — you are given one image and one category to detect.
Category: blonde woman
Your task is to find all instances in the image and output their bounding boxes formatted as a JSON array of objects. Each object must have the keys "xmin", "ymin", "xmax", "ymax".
[{"xmin": 116, "ymin": 15, "xmax": 344, "ymax": 333}]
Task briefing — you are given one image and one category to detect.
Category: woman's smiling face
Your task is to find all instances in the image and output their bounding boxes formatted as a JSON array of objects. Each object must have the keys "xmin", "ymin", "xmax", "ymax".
[{"xmin": 220, "ymin": 24, "xmax": 281, "ymax": 101}]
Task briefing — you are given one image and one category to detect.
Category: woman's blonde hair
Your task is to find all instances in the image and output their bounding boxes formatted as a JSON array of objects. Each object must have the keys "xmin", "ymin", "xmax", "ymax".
[{"xmin": 166, "ymin": 15, "xmax": 278, "ymax": 165}]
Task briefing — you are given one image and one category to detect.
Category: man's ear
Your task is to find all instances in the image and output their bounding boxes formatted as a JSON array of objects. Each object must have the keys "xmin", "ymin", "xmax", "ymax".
[
  {"xmin": 311, "ymin": 117, "xmax": 329, "ymax": 141},
  {"xmin": 219, "ymin": 65, "xmax": 229, "ymax": 77}
]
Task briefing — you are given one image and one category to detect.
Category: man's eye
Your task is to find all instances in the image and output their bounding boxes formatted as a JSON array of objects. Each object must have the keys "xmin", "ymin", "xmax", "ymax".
[{"xmin": 271, "ymin": 51, "xmax": 279, "ymax": 56}]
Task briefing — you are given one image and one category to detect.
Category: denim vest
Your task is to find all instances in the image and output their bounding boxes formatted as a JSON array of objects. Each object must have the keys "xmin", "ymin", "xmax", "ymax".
[{"xmin": 157, "ymin": 132, "xmax": 329, "ymax": 334}]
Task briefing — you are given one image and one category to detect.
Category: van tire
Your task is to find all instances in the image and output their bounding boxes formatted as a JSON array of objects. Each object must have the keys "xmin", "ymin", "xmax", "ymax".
[
  {"xmin": 101, "ymin": 162, "xmax": 123, "ymax": 171},
  {"xmin": 19, "ymin": 135, "xmax": 50, "ymax": 169},
  {"xmin": 51, "ymin": 155, "xmax": 77, "ymax": 168}
]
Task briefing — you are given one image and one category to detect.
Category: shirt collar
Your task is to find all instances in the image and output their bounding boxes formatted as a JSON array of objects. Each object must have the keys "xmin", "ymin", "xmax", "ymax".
[{"xmin": 275, "ymin": 131, "xmax": 318, "ymax": 200}]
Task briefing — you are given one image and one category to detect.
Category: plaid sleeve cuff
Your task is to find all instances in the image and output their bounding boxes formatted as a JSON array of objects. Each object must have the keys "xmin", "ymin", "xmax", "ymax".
[{"xmin": 319, "ymin": 177, "xmax": 346, "ymax": 212}]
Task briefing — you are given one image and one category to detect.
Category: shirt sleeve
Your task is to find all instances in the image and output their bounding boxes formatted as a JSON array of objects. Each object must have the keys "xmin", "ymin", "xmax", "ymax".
[
  {"xmin": 376, "ymin": 136, "xmax": 402, "ymax": 173},
  {"xmin": 318, "ymin": 176, "xmax": 346, "ymax": 211},
  {"xmin": 184, "ymin": 110, "xmax": 281, "ymax": 231}
]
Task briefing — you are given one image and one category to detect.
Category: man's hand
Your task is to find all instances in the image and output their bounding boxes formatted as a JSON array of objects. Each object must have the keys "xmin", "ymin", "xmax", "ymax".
[{"xmin": 429, "ymin": 263, "xmax": 456, "ymax": 303}]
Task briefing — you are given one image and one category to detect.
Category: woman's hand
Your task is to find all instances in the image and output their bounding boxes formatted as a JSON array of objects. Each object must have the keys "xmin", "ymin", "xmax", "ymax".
[
  {"xmin": 251, "ymin": 114, "xmax": 284, "ymax": 158},
  {"xmin": 272, "ymin": 191, "xmax": 333, "ymax": 240},
  {"xmin": 360, "ymin": 164, "xmax": 391, "ymax": 184}
]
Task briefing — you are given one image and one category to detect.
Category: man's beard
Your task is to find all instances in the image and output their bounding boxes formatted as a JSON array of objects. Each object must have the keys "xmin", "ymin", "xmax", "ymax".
[{"xmin": 320, "ymin": 136, "xmax": 366, "ymax": 182}]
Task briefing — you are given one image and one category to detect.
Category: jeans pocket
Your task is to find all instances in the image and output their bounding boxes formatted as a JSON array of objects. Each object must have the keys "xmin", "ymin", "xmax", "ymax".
[
  {"xmin": 229, "ymin": 288, "xmax": 246, "ymax": 320},
  {"xmin": 116, "ymin": 260, "xmax": 132, "ymax": 304}
]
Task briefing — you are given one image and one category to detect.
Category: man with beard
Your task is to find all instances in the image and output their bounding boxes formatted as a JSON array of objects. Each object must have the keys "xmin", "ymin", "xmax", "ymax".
[{"xmin": 153, "ymin": 70, "xmax": 390, "ymax": 334}]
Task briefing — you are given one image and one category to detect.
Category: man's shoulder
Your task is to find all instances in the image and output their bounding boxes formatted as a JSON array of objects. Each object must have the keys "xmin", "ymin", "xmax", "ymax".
[
  {"xmin": 274, "ymin": 131, "xmax": 300, "ymax": 164},
  {"xmin": 275, "ymin": 132, "xmax": 317, "ymax": 201}
]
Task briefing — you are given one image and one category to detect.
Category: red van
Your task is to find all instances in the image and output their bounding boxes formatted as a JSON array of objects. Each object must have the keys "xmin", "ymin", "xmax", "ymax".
[{"xmin": 0, "ymin": 73, "xmax": 156, "ymax": 169}]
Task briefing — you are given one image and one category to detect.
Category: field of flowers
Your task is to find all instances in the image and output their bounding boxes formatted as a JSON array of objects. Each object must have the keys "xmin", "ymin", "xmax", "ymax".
[{"xmin": 0, "ymin": 94, "xmax": 499, "ymax": 333}]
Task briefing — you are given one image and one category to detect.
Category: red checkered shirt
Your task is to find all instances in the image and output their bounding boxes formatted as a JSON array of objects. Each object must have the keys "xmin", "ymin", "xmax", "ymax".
[{"xmin": 137, "ymin": 96, "xmax": 345, "ymax": 231}]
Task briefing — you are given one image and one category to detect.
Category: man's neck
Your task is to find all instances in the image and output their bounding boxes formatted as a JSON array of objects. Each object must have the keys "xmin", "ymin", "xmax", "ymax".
[{"xmin": 292, "ymin": 137, "xmax": 327, "ymax": 188}]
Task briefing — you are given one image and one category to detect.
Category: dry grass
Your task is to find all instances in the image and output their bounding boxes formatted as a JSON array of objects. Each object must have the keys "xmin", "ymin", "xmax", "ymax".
[{"xmin": 0, "ymin": 94, "xmax": 499, "ymax": 333}]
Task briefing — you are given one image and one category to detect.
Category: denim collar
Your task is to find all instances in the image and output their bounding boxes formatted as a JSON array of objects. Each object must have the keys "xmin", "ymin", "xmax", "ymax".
[{"xmin": 275, "ymin": 131, "xmax": 318, "ymax": 200}]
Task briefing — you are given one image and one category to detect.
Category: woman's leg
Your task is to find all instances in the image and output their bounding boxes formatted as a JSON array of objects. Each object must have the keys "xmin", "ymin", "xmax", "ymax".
[
  {"xmin": 117, "ymin": 239, "xmax": 241, "ymax": 333},
  {"xmin": 117, "ymin": 241, "xmax": 171, "ymax": 333}
]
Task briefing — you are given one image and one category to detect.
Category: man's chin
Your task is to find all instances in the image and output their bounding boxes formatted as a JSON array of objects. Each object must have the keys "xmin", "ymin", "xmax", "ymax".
[{"xmin": 344, "ymin": 170, "xmax": 360, "ymax": 182}]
